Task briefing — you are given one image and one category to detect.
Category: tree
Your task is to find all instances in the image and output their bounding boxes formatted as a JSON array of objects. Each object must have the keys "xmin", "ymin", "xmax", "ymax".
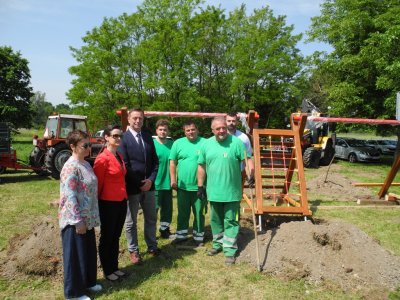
[
  {"xmin": 67, "ymin": 0, "xmax": 304, "ymax": 129},
  {"xmin": 54, "ymin": 103, "xmax": 72, "ymax": 114},
  {"xmin": 307, "ymin": 0, "xmax": 400, "ymax": 124},
  {"xmin": 0, "ymin": 46, "xmax": 34, "ymax": 128},
  {"xmin": 227, "ymin": 5, "xmax": 303, "ymax": 127},
  {"xmin": 30, "ymin": 91, "xmax": 55, "ymax": 128}
]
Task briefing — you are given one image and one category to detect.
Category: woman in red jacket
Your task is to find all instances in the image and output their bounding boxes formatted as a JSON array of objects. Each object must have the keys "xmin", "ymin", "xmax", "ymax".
[{"xmin": 94, "ymin": 125, "xmax": 127, "ymax": 282}]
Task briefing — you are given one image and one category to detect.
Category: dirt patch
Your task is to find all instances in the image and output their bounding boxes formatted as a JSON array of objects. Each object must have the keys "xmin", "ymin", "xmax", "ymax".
[
  {"xmin": 306, "ymin": 164, "xmax": 377, "ymax": 201},
  {"xmin": 0, "ymin": 217, "xmax": 63, "ymax": 280},
  {"xmin": 0, "ymin": 166, "xmax": 399, "ymax": 297},
  {"xmin": 238, "ymin": 219, "xmax": 400, "ymax": 297}
]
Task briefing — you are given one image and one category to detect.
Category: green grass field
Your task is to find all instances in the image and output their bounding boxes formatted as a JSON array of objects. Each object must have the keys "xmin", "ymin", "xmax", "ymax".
[{"xmin": 0, "ymin": 131, "xmax": 399, "ymax": 299}]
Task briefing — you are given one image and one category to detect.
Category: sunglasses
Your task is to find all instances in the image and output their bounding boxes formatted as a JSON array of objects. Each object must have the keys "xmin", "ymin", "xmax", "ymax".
[
  {"xmin": 80, "ymin": 142, "xmax": 92, "ymax": 149},
  {"xmin": 111, "ymin": 134, "xmax": 123, "ymax": 139}
]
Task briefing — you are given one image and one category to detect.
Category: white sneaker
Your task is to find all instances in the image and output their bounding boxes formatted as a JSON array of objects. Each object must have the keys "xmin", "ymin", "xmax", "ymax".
[
  {"xmin": 87, "ymin": 283, "xmax": 102, "ymax": 292},
  {"xmin": 67, "ymin": 295, "xmax": 91, "ymax": 300}
]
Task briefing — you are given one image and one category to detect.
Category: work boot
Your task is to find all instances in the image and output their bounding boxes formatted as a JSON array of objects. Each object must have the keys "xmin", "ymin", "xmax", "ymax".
[
  {"xmin": 129, "ymin": 252, "xmax": 142, "ymax": 265},
  {"xmin": 225, "ymin": 256, "xmax": 236, "ymax": 266},
  {"xmin": 171, "ymin": 237, "xmax": 188, "ymax": 245},
  {"xmin": 159, "ymin": 227, "xmax": 173, "ymax": 239},
  {"xmin": 147, "ymin": 248, "xmax": 161, "ymax": 257},
  {"xmin": 195, "ymin": 241, "xmax": 204, "ymax": 247},
  {"xmin": 207, "ymin": 248, "xmax": 222, "ymax": 256}
]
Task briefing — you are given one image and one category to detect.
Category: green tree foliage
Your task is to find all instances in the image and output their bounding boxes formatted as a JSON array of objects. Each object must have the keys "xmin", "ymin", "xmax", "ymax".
[
  {"xmin": 308, "ymin": 0, "xmax": 400, "ymax": 122},
  {"xmin": 67, "ymin": 0, "xmax": 303, "ymax": 129},
  {"xmin": 30, "ymin": 91, "xmax": 54, "ymax": 128},
  {"xmin": 30, "ymin": 92, "xmax": 73, "ymax": 129},
  {"xmin": 0, "ymin": 46, "xmax": 34, "ymax": 128},
  {"xmin": 54, "ymin": 103, "xmax": 72, "ymax": 114}
]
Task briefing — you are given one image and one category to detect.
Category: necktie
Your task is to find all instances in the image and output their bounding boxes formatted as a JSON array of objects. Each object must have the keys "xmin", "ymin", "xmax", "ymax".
[{"xmin": 137, "ymin": 133, "xmax": 145, "ymax": 153}]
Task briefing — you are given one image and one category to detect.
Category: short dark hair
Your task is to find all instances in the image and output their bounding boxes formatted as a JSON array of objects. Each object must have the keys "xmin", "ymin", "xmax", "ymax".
[
  {"xmin": 128, "ymin": 108, "xmax": 144, "ymax": 117},
  {"xmin": 182, "ymin": 119, "xmax": 197, "ymax": 129},
  {"xmin": 66, "ymin": 130, "xmax": 89, "ymax": 148},
  {"xmin": 226, "ymin": 112, "xmax": 237, "ymax": 118},
  {"xmin": 104, "ymin": 125, "xmax": 121, "ymax": 137},
  {"xmin": 156, "ymin": 119, "xmax": 169, "ymax": 129}
]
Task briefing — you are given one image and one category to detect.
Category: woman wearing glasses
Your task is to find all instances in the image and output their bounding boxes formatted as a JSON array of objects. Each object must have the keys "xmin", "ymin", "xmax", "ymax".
[
  {"xmin": 93, "ymin": 126, "xmax": 128, "ymax": 282},
  {"xmin": 59, "ymin": 130, "xmax": 101, "ymax": 300}
]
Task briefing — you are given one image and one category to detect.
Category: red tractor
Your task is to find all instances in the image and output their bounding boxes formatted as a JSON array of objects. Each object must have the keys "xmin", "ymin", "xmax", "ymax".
[{"xmin": 30, "ymin": 114, "xmax": 105, "ymax": 179}]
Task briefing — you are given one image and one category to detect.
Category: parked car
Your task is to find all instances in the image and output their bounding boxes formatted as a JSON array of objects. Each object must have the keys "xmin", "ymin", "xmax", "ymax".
[
  {"xmin": 335, "ymin": 138, "xmax": 381, "ymax": 163},
  {"xmin": 94, "ymin": 130, "xmax": 105, "ymax": 138},
  {"xmin": 365, "ymin": 139, "xmax": 396, "ymax": 155}
]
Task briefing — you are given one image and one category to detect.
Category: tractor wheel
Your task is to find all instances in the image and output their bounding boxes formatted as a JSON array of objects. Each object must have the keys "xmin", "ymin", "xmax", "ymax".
[
  {"xmin": 320, "ymin": 139, "xmax": 335, "ymax": 166},
  {"xmin": 45, "ymin": 143, "xmax": 72, "ymax": 179},
  {"xmin": 0, "ymin": 166, "xmax": 6, "ymax": 174},
  {"xmin": 348, "ymin": 153, "xmax": 357, "ymax": 163},
  {"xmin": 303, "ymin": 147, "xmax": 321, "ymax": 168},
  {"xmin": 29, "ymin": 147, "xmax": 49, "ymax": 176}
]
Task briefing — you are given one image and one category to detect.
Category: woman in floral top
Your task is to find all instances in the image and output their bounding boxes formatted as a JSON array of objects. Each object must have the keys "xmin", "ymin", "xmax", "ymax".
[{"xmin": 59, "ymin": 130, "xmax": 101, "ymax": 300}]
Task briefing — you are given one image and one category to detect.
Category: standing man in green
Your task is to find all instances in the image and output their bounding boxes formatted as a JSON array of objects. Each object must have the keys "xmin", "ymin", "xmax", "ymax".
[
  {"xmin": 197, "ymin": 117, "xmax": 246, "ymax": 265},
  {"xmin": 153, "ymin": 119, "xmax": 174, "ymax": 239},
  {"xmin": 169, "ymin": 120, "xmax": 206, "ymax": 246}
]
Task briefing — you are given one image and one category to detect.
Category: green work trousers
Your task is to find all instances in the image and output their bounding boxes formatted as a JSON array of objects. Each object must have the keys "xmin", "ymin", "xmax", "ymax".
[
  {"xmin": 176, "ymin": 189, "xmax": 205, "ymax": 242},
  {"xmin": 210, "ymin": 201, "xmax": 240, "ymax": 257},
  {"xmin": 155, "ymin": 189, "xmax": 173, "ymax": 231}
]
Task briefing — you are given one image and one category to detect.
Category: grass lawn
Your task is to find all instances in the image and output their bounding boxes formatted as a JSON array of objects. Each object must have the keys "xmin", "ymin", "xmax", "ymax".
[{"xmin": 0, "ymin": 131, "xmax": 399, "ymax": 299}]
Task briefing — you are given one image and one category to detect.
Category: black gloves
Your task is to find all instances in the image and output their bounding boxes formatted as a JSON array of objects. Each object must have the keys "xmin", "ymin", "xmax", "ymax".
[
  {"xmin": 197, "ymin": 186, "xmax": 207, "ymax": 201},
  {"xmin": 247, "ymin": 175, "xmax": 255, "ymax": 188}
]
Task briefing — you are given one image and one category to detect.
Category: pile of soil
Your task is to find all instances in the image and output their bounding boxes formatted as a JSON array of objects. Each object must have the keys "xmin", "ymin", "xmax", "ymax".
[
  {"xmin": 306, "ymin": 164, "xmax": 377, "ymax": 201},
  {"xmin": 237, "ymin": 220, "xmax": 400, "ymax": 295},
  {"xmin": 0, "ymin": 217, "xmax": 63, "ymax": 280}
]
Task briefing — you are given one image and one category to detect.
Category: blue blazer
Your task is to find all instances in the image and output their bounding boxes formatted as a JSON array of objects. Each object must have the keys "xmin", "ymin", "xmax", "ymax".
[{"xmin": 118, "ymin": 129, "xmax": 159, "ymax": 195}]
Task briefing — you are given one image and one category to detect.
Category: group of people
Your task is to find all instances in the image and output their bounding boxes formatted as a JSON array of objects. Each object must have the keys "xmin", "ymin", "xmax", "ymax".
[{"xmin": 58, "ymin": 109, "xmax": 254, "ymax": 300}]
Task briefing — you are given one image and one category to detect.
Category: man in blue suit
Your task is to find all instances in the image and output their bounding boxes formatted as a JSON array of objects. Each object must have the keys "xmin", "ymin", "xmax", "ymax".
[{"xmin": 118, "ymin": 108, "xmax": 160, "ymax": 265}]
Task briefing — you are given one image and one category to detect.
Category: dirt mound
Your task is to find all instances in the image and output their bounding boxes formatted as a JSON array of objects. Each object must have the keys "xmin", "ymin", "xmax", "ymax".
[
  {"xmin": 306, "ymin": 165, "xmax": 376, "ymax": 201},
  {"xmin": 237, "ymin": 220, "xmax": 400, "ymax": 294},
  {"xmin": 0, "ymin": 217, "xmax": 63, "ymax": 279}
]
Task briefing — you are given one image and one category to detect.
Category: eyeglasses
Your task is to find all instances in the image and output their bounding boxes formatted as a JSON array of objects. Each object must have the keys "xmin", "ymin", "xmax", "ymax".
[
  {"xmin": 111, "ymin": 134, "xmax": 123, "ymax": 139},
  {"xmin": 80, "ymin": 142, "xmax": 92, "ymax": 149}
]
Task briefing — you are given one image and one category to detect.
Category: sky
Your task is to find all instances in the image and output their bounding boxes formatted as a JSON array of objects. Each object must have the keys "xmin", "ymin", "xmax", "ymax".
[{"xmin": 1, "ymin": 0, "xmax": 329, "ymax": 106}]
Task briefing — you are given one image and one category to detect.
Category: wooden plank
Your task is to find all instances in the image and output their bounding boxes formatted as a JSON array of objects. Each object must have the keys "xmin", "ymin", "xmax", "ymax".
[
  {"xmin": 352, "ymin": 182, "xmax": 400, "ymax": 187},
  {"xmin": 308, "ymin": 205, "xmax": 400, "ymax": 210},
  {"xmin": 356, "ymin": 199, "xmax": 398, "ymax": 206},
  {"xmin": 379, "ymin": 154, "xmax": 400, "ymax": 198},
  {"xmin": 283, "ymin": 195, "xmax": 301, "ymax": 207},
  {"xmin": 385, "ymin": 192, "xmax": 400, "ymax": 201}
]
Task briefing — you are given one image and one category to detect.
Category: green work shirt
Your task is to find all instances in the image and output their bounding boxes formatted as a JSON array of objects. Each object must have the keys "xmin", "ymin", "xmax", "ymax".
[
  {"xmin": 198, "ymin": 134, "xmax": 245, "ymax": 202},
  {"xmin": 153, "ymin": 138, "xmax": 173, "ymax": 190},
  {"xmin": 169, "ymin": 136, "xmax": 205, "ymax": 191}
]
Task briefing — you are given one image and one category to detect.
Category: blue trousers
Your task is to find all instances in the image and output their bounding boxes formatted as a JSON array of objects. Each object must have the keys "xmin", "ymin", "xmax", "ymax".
[{"xmin": 62, "ymin": 226, "xmax": 97, "ymax": 298}]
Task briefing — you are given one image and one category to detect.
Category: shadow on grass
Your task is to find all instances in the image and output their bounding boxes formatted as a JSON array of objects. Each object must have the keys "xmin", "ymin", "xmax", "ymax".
[
  {"xmin": 94, "ymin": 222, "xmax": 257, "ymax": 295},
  {"xmin": 0, "ymin": 170, "xmax": 51, "ymax": 184},
  {"xmin": 11, "ymin": 140, "xmax": 35, "ymax": 144},
  {"xmin": 94, "ymin": 237, "xmax": 203, "ymax": 295}
]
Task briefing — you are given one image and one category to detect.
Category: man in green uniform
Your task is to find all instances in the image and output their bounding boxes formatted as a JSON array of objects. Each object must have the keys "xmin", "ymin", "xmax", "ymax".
[
  {"xmin": 153, "ymin": 119, "xmax": 174, "ymax": 239},
  {"xmin": 169, "ymin": 120, "xmax": 206, "ymax": 246},
  {"xmin": 197, "ymin": 117, "xmax": 246, "ymax": 265}
]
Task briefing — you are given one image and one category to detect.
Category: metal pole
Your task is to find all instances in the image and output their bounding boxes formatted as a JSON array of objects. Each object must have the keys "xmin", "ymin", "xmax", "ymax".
[{"xmin": 244, "ymin": 151, "xmax": 262, "ymax": 272}]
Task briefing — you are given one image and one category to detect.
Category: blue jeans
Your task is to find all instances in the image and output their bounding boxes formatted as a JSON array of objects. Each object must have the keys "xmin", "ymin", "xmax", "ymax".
[{"xmin": 62, "ymin": 226, "xmax": 97, "ymax": 298}]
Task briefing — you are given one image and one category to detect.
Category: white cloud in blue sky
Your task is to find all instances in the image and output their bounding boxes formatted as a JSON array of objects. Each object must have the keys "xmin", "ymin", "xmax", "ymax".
[{"xmin": 0, "ymin": 0, "xmax": 327, "ymax": 105}]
